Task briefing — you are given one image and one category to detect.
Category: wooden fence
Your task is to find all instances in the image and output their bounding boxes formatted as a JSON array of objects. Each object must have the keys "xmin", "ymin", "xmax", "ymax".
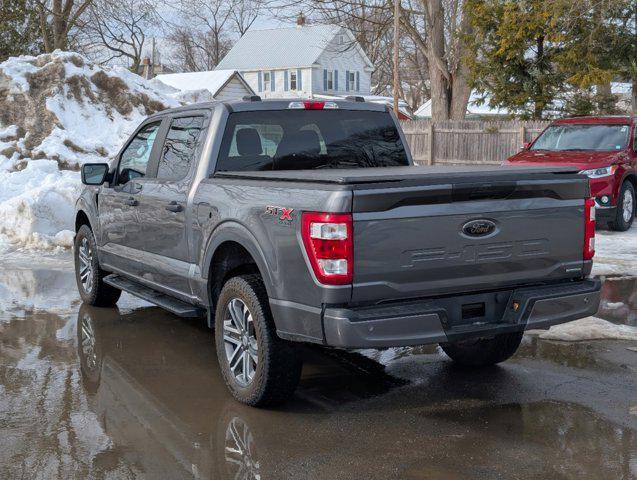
[{"xmin": 400, "ymin": 120, "xmax": 550, "ymax": 166}]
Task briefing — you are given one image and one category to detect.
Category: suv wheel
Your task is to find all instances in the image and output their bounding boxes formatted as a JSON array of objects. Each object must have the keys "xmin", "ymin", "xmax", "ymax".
[
  {"xmin": 74, "ymin": 225, "xmax": 121, "ymax": 306},
  {"xmin": 215, "ymin": 274, "xmax": 302, "ymax": 406},
  {"xmin": 610, "ymin": 182, "xmax": 635, "ymax": 231},
  {"xmin": 439, "ymin": 331, "xmax": 524, "ymax": 367}
]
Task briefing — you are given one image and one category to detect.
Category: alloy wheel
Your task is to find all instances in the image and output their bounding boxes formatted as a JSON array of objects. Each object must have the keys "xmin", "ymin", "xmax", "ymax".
[
  {"xmin": 78, "ymin": 237, "xmax": 94, "ymax": 293},
  {"xmin": 223, "ymin": 298, "xmax": 259, "ymax": 386}
]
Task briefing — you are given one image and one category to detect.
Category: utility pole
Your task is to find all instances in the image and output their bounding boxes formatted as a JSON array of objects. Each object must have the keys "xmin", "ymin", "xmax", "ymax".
[{"xmin": 393, "ymin": 0, "xmax": 400, "ymax": 116}]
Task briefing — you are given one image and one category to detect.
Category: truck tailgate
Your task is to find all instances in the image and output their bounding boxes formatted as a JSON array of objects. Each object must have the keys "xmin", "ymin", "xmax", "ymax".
[{"xmin": 351, "ymin": 174, "xmax": 590, "ymax": 303}]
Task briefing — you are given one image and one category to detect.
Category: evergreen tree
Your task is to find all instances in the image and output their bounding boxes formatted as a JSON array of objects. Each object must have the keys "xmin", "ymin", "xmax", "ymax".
[
  {"xmin": 0, "ymin": 0, "xmax": 43, "ymax": 62},
  {"xmin": 466, "ymin": 0, "xmax": 636, "ymax": 118}
]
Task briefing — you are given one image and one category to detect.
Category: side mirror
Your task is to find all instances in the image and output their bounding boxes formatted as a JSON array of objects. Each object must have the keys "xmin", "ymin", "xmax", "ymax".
[
  {"xmin": 81, "ymin": 163, "xmax": 109, "ymax": 185},
  {"xmin": 522, "ymin": 142, "xmax": 531, "ymax": 150}
]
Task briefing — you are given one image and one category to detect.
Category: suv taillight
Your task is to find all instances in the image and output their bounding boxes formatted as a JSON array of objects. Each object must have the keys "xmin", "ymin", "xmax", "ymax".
[
  {"xmin": 301, "ymin": 212, "xmax": 353, "ymax": 285},
  {"xmin": 584, "ymin": 197, "xmax": 595, "ymax": 260}
]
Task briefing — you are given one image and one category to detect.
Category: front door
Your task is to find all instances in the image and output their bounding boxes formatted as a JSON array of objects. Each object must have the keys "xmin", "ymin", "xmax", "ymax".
[
  {"xmin": 135, "ymin": 114, "xmax": 207, "ymax": 295},
  {"xmin": 98, "ymin": 120, "xmax": 164, "ymax": 275}
]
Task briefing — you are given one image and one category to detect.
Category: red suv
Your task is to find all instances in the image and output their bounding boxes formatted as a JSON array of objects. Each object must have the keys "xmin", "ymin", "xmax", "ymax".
[{"xmin": 506, "ymin": 117, "xmax": 637, "ymax": 231}]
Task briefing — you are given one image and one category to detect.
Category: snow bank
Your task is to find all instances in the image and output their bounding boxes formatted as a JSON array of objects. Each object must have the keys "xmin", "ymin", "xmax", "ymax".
[
  {"xmin": 528, "ymin": 317, "xmax": 637, "ymax": 342},
  {"xmin": 593, "ymin": 226, "xmax": 637, "ymax": 277},
  {"xmin": 0, "ymin": 160, "xmax": 79, "ymax": 249},
  {"xmin": 0, "ymin": 51, "xmax": 179, "ymax": 168},
  {"xmin": 0, "ymin": 51, "xmax": 183, "ymax": 250}
]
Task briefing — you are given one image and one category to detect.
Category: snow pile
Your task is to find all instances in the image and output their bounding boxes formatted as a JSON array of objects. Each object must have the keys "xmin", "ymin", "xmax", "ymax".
[
  {"xmin": 0, "ymin": 51, "xmax": 179, "ymax": 167},
  {"xmin": 528, "ymin": 317, "xmax": 637, "ymax": 342},
  {"xmin": 593, "ymin": 226, "xmax": 637, "ymax": 277},
  {"xmin": 0, "ymin": 160, "xmax": 79, "ymax": 249},
  {"xmin": 0, "ymin": 51, "xmax": 181, "ymax": 250}
]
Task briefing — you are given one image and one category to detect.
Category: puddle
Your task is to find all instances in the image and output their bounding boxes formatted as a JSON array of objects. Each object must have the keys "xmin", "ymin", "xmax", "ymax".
[{"xmin": 1, "ymin": 265, "xmax": 637, "ymax": 479}]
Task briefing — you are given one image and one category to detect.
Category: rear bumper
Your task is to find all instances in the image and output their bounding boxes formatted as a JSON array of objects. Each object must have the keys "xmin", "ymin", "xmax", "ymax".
[{"xmin": 321, "ymin": 279, "xmax": 601, "ymax": 348}]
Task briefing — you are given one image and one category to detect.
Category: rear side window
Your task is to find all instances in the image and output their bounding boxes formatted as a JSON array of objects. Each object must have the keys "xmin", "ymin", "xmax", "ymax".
[
  {"xmin": 215, "ymin": 110, "xmax": 409, "ymax": 171},
  {"xmin": 157, "ymin": 116, "xmax": 205, "ymax": 181}
]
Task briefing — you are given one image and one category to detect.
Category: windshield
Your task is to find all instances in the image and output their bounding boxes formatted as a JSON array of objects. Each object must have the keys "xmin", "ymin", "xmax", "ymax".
[
  {"xmin": 531, "ymin": 124, "xmax": 630, "ymax": 151},
  {"xmin": 215, "ymin": 110, "xmax": 409, "ymax": 171}
]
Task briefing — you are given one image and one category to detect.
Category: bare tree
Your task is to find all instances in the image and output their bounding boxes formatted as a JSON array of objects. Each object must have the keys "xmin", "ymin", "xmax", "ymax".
[
  {"xmin": 161, "ymin": 0, "xmax": 236, "ymax": 72},
  {"xmin": 231, "ymin": 0, "xmax": 264, "ymax": 36},
  {"xmin": 77, "ymin": 0, "xmax": 158, "ymax": 71},
  {"xmin": 166, "ymin": 26, "xmax": 233, "ymax": 72},
  {"xmin": 34, "ymin": 0, "xmax": 93, "ymax": 52},
  {"xmin": 395, "ymin": 0, "xmax": 473, "ymax": 120}
]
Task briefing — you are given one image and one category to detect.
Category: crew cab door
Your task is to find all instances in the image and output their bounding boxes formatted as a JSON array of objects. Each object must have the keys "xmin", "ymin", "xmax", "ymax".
[
  {"xmin": 134, "ymin": 114, "xmax": 207, "ymax": 295},
  {"xmin": 98, "ymin": 120, "xmax": 164, "ymax": 274}
]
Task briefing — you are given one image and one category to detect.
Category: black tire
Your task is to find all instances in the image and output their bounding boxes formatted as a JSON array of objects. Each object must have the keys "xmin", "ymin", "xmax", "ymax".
[
  {"xmin": 609, "ymin": 182, "xmax": 635, "ymax": 231},
  {"xmin": 439, "ymin": 331, "xmax": 524, "ymax": 367},
  {"xmin": 74, "ymin": 224, "xmax": 121, "ymax": 307},
  {"xmin": 214, "ymin": 274, "xmax": 302, "ymax": 407}
]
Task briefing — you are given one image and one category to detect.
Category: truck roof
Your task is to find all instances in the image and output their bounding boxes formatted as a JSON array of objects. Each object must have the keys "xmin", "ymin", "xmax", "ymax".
[
  {"xmin": 148, "ymin": 98, "xmax": 389, "ymax": 119},
  {"xmin": 553, "ymin": 116, "xmax": 634, "ymax": 125}
]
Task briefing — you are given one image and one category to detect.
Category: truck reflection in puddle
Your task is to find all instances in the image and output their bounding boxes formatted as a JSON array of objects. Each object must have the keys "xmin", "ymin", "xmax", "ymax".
[{"xmin": 76, "ymin": 303, "xmax": 401, "ymax": 479}]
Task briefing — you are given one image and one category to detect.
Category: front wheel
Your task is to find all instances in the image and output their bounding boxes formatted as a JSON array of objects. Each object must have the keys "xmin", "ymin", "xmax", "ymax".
[
  {"xmin": 74, "ymin": 225, "xmax": 121, "ymax": 306},
  {"xmin": 439, "ymin": 331, "xmax": 524, "ymax": 367},
  {"xmin": 609, "ymin": 182, "xmax": 635, "ymax": 231},
  {"xmin": 215, "ymin": 274, "xmax": 302, "ymax": 407}
]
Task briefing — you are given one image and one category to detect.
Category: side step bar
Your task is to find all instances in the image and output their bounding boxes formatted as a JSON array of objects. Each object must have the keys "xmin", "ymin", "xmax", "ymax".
[{"xmin": 104, "ymin": 274, "xmax": 205, "ymax": 318}]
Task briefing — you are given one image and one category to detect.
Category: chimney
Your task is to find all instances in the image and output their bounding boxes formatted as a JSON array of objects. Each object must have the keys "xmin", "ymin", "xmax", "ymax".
[
  {"xmin": 296, "ymin": 13, "xmax": 306, "ymax": 27},
  {"xmin": 141, "ymin": 57, "xmax": 152, "ymax": 79}
]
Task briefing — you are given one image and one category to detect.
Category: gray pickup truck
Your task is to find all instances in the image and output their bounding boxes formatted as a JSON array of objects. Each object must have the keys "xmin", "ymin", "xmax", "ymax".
[{"xmin": 75, "ymin": 98, "xmax": 601, "ymax": 406}]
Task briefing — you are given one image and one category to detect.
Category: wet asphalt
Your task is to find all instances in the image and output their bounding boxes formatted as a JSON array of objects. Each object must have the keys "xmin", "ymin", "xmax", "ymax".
[{"xmin": 0, "ymin": 261, "xmax": 636, "ymax": 479}]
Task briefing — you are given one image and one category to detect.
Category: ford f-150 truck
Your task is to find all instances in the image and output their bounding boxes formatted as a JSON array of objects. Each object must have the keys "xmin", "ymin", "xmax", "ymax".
[{"xmin": 75, "ymin": 98, "xmax": 601, "ymax": 406}]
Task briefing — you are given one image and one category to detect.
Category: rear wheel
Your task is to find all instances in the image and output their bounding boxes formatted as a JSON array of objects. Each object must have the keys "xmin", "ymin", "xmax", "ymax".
[
  {"xmin": 609, "ymin": 182, "xmax": 635, "ymax": 231},
  {"xmin": 439, "ymin": 331, "xmax": 524, "ymax": 367},
  {"xmin": 74, "ymin": 225, "xmax": 121, "ymax": 306},
  {"xmin": 215, "ymin": 274, "xmax": 302, "ymax": 406}
]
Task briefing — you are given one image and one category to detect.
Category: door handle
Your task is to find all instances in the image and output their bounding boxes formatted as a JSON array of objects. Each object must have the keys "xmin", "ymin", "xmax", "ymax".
[
  {"xmin": 165, "ymin": 201, "xmax": 183, "ymax": 213},
  {"xmin": 125, "ymin": 197, "xmax": 138, "ymax": 206}
]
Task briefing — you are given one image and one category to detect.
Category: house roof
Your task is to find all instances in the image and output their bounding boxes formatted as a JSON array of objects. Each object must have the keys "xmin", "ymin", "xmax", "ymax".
[
  {"xmin": 216, "ymin": 24, "xmax": 373, "ymax": 70},
  {"xmin": 415, "ymin": 91, "xmax": 512, "ymax": 118},
  {"xmin": 154, "ymin": 70, "xmax": 254, "ymax": 96}
]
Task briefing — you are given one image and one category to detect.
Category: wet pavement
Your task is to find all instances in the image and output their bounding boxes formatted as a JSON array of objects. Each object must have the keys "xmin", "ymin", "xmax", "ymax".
[{"xmin": 1, "ymin": 260, "xmax": 636, "ymax": 479}]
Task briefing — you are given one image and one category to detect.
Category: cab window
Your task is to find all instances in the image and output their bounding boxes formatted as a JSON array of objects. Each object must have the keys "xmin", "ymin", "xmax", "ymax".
[{"xmin": 117, "ymin": 121, "xmax": 161, "ymax": 185}]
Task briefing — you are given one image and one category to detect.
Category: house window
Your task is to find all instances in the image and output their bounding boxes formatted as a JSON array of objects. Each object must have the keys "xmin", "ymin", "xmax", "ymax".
[
  {"xmin": 263, "ymin": 71, "xmax": 271, "ymax": 91},
  {"xmin": 290, "ymin": 70, "xmax": 297, "ymax": 90},
  {"xmin": 348, "ymin": 71, "xmax": 356, "ymax": 91},
  {"xmin": 336, "ymin": 34, "xmax": 345, "ymax": 45},
  {"xmin": 327, "ymin": 70, "xmax": 334, "ymax": 90}
]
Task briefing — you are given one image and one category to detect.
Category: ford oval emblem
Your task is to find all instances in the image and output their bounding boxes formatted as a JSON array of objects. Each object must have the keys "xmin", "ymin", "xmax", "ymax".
[{"xmin": 462, "ymin": 219, "xmax": 496, "ymax": 237}]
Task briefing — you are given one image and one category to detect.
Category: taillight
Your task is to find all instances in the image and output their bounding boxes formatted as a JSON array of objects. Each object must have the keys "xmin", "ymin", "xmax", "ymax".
[
  {"xmin": 584, "ymin": 197, "xmax": 595, "ymax": 260},
  {"xmin": 301, "ymin": 212, "xmax": 353, "ymax": 285},
  {"xmin": 288, "ymin": 101, "xmax": 338, "ymax": 110}
]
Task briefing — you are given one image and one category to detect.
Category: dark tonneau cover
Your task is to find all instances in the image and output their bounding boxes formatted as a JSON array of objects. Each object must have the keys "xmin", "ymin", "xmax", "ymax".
[{"xmin": 213, "ymin": 165, "xmax": 582, "ymax": 186}]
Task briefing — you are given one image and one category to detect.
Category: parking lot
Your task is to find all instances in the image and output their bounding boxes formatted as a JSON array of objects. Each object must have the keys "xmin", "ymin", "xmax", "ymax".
[{"xmin": 1, "ymin": 248, "xmax": 636, "ymax": 480}]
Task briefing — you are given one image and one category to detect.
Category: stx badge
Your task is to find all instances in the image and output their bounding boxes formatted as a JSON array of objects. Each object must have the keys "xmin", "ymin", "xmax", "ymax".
[{"xmin": 265, "ymin": 206, "xmax": 295, "ymax": 224}]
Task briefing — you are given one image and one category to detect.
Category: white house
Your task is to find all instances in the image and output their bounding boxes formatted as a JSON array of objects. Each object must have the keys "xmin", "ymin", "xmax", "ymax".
[
  {"xmin": 215, "ymin": 18, "xmax": 374, "ymax": 99},
  {"xmin": 154, "ymin": 70, "xmax": 254, "ymax": 101}
]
